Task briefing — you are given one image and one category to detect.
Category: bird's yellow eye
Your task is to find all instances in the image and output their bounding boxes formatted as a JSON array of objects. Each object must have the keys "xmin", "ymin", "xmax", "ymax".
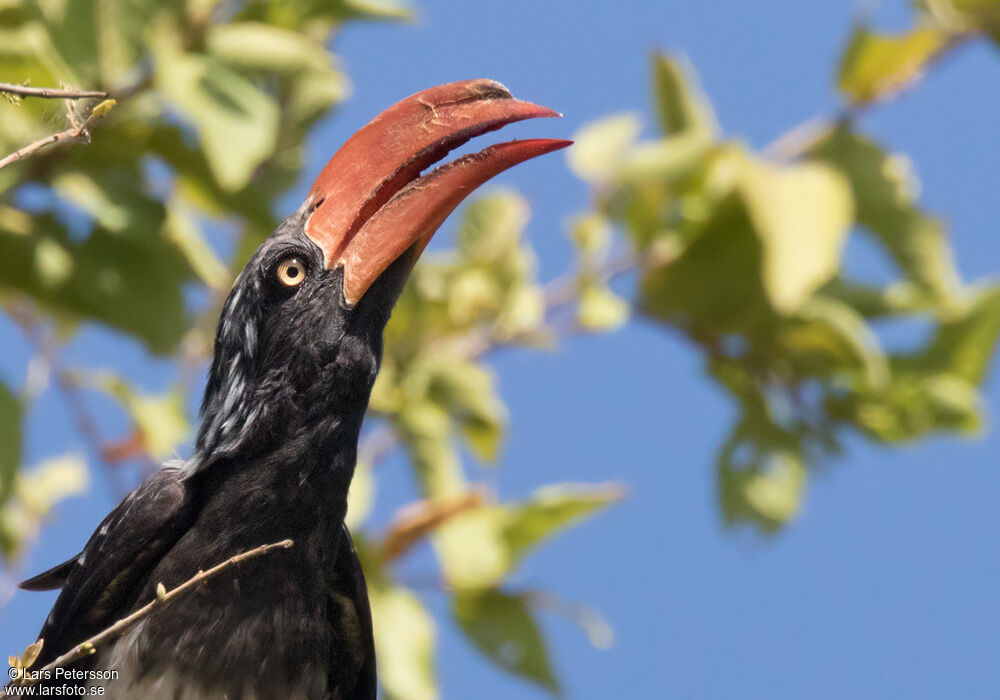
[{"xmin": 276, "ymin": 257, "xmax": 307, "ymax": 287}]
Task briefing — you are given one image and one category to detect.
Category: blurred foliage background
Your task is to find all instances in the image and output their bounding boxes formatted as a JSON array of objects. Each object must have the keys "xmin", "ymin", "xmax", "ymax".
[{"xmin": 2, "ymin": 0, "xmax": 1000, "ymax": 697}]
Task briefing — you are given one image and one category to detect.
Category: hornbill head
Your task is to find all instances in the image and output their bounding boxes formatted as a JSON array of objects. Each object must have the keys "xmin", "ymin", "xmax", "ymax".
[{"xmin": 193, "ymin": 80, "xmax": 569, "ymax": 468}]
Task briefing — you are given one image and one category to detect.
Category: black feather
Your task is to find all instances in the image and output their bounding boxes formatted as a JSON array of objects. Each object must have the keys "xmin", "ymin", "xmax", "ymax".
[{"xmin": 18, "ymin": 557, "xmax": 77, "ymax": 591}]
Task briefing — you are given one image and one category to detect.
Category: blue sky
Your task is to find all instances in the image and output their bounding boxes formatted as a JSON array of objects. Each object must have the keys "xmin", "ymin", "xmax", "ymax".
[{"xmin": 4, "ymin": 0, "xmax": 1000, "ymax": 697}]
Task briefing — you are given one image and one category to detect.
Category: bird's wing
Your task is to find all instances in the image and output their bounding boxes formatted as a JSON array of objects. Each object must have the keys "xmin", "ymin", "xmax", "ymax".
[
  {"xmin": 328, "ymin": 523, "xmax": 377, "ymax": 700},
  {"xmin": 21, "ymin": 465, "xmax": 196, "ymax": 665}
]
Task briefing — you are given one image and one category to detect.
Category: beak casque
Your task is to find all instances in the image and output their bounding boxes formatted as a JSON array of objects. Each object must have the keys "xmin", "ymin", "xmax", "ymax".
[{"xmin": 302, "ymin": 79, "xmax": 571, "ymax": 305}]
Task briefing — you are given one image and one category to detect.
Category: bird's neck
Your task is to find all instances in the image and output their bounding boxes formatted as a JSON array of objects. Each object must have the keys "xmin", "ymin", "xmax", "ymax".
[
  {"xmin": 193, "ymin": 335, "xmax": 380, "ymax": 479},
  {"xmin": 188, "ymin": 403, "xmax": 367, "ymax": 546}
]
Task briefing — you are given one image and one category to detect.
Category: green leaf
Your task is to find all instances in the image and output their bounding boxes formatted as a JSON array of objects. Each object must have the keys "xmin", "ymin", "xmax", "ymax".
[
  {"xmin": 721, "ymin": 450, "xmax": 806, "ymax": 528},
  {"xmin": 90, "ymin": 98, "xmax": 116, "ymax": 119},
  {"xmin": 0, "ymin": 214, "xmax": 191, "ymax": 353},
  {"xmin": 501, "ymin": 483, "xmax": 624, "ymax": 563},
  {"xmin": 907, "ymin": 285, "xmax": 1000, "ymax": 383},
  {"xmin": 447, "ymin": 268, "xmax": 502, "ymax": 326},
  {"xmin": 334, "ymin": 0, "xmax": 414, "ymax": 21},
  {"xmin": 91, "ymin": 0, "xmax": 162, "ymax": 84},
  {"xmin": 923, "ymin": 374, "xmax": 983, "ymax": 433},
  {"xmin": 207, "ymin": 22, "xmax": 333, "ymax": 73},
  {"xmin": 51, "ymin": 168, "xmax": 161, "ymax": 234},
  {"xmin": 497, "ymin": 285, "xmax": 545, "ymax": 337},
  {"xmin": 567, "ymin": 113, "xmax": 642, "ymax": 184},
  {"xmin": 34, "ymin": 0, "xmax": 99, "ymax": 83},
  {"xmin": 287, "ymin": 64, "xmax": 350, "ymax": 128},
  {"xmin": 453, "ymin": 589, "xmax": 560, "ymax": 694},
  {"xmin": 577, "ymin": 281, "xmax": 629, "ymax": 332},
  {"xmin": 457, "ymin": 190, "xmax": 529, "ymax": 264},
  {"xmin": 812, "ymin": 127, "xmax": 963, "ymax": 307},
  {"xmin": 434, "ymin": 508, "xmax": 510, "ymax": 589},
  {"xmin": 570, "ymin": 214, "xmax": 611, "ymax": 258},
  {"xmin": 841, "ymin": 373, "xmax": 984, "ymax": 442},
  {"xmin": 369, "ymin": 585, "xmax": 438, "ymax": 700},
  {"xmin": 162, "ymin": 197, "xmax": 229, "ymax": 290},
  {"xmin": 616, "ymin": 132, "xmax": 712, "ymax": 184},
  {"xmin": 397, "ymin": 401, "xmax": 466, "ymax": 498},
  {"xmin": 640, "ymin": 195, "xmax": 773, "ymax": 337},
  {"xmin": 0, "ymin": 380, "xmax": 22, "ymax": 504},
  {"xmin": 153, "ymin": 46, "xmax": 280, "ymax": 191},
  {"xmin": 740, "ymin": 160, "xmax": 854, "ymax": 313},
  {"xmin": 785, "ymin": 296, "xmax": 890, "ymax": 390},
  {"xmin": 838, "ymin": 24, "xmax": 949, "ymax": 104},
  {"xmin": 651, "ymin": 52, "xmax": 717, "ymax": 138},
  {"xmin": 434, "ymin": 483, "xmax": 622, "ymax": 589}
]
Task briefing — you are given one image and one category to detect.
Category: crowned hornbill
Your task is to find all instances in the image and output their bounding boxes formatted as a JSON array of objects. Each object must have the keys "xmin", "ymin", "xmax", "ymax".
[{"xmin": 16, "ymin": 80, "xmax": 568, "ymax": 700}]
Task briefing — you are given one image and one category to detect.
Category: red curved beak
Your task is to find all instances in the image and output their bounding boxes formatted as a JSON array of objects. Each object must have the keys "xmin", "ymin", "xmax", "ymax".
[{"xmin": 303, "ymin": 79, "xmax": 571, "ymax": 305}]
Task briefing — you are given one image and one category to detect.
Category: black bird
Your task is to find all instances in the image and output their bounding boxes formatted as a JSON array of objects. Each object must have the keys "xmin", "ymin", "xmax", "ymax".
[{"xmin": 15, "ymin": 80, "xmax": 568, "ymax": 699}]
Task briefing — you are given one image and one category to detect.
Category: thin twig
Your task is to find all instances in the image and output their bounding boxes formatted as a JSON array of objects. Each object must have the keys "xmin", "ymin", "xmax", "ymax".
[
  {"xmin": 0, "ymin": 82, "xmax": 108, "ymax": 100},
  {"xmin": 13, "ymin": 539, "xmax": 294, "ymax": 686},
  {"xmin": 761, "ymin": 115, "xmax": 840, "ymax": 162},
  {"xmin": 0, "ymin": 110, "xmax": 97, "ymax": 170}
]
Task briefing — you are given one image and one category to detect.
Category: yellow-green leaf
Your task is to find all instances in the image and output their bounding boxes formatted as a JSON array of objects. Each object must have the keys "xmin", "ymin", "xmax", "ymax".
[
  {"xmin": 740, "ymin": 161, "xmax": 854, "ymax": 313},
  {"xmin": 154, "ymin": 46, "xmax": 279, "ymax": 191},
  {"xmin": 577, "ymin": 281, "xmax": 629, "ymax": 332},
  {"xmin": 162, "ymin": 197, "xmax": 228, "ymax": 290},
  {"xmin": 502, "ymin": 483, "xmax": 624, "ymax": 563},
  {"xmin": 370, "ymin": 585, "xmax": 438, "ymax": 700},
  {"xmin": 838, "ymin": 25, "xmax": 949, "ymax": 104},
  {"xmin": 567, "ymin": 113, "xmax": 641, "ymax": 184},
  {"xmin": 457, "ymin": 190, "xmax": 529, "ymax": 263},
  {"xmin": 570, "ymin": 214, "xmax": 611, "ymax": 258},
  {"xmin": 741, "ymin": 452, "xmax": 806, "ymax": 524},
  {"xmin": 812, "ymin": 127, "xmax": 963, "ymax": 307},
  {"xmin": 90, "ymin": 98, "xmax": 116, "ymax": 119},
  {"xmin": 435, "ymin": 508, "xmax": 510, "ymax": 589},
  {"xmin": 909, "ymin": 285, "xmax": 1000, "ymax": 383},
  {"xmin": 651, "ymin": 52, "xmax": 718, "ymax": 138},
  {"xmin": 207, "ymin": 23, "xmax": 332, "ymax": 73}
]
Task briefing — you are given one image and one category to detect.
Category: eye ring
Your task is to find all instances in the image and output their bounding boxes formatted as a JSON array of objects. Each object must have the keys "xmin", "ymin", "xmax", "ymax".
[{"xmin": 276, "ymin": 256, "xmax": 307, "ymax": 287}]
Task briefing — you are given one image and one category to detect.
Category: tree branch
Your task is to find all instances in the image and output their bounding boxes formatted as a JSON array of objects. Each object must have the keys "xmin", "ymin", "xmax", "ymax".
[
  {"xmin": 0, "ymin": 99, "xmax": 114, "ymax": 171},
  {"xmin": 0, "ymin": 82, "xmax": 108, "ymax": 100},
  {"xmin": 0, "ymin": 124, "xmax": 91, "ymax": 170},
  {"xmin": 12, "ymin": 539, "xmax": 294, "ymax": 686}
]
